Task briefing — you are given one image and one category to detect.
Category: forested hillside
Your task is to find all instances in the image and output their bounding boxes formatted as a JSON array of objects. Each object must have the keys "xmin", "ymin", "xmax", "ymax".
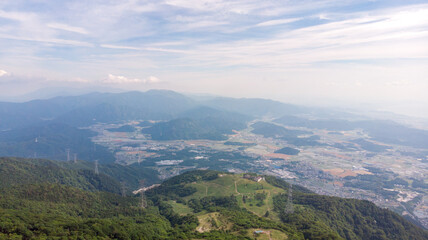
[
  {"xmin": 0, "ymin": 157, "xmax": 159, "ymax": 193},
  {"xmin": 142, "ymin": 117, "xmax": 247, "ymax": 141},
  {"xmin": 0, "ymin": 123, "xmax": 115, "ymax": 163},
  {"xmin": 0, "ymin": 159, "xmax": 427, "ymax": 239}
]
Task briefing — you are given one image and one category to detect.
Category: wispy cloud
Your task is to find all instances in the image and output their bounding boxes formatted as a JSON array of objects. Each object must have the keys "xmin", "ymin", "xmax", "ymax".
[
  {"xmin": 103, "ymin": 74, "xmax": 160, "ymax": 84},
  {"xmin": 100, "ymin": 44, "xmax": 140, "ymax": 51},
  {"xmin": 171, "ymin": 4, "xmax": 428, "ymax": 69},
  {"xmin": 0, "ymin": 69, "xmax": 9, "ymax": 77},
  {"xmin": 255, "ymin": 18, "xmax": 301, "ymax": 27},
  {"xmin": 0, "ymin": 9, "xmax": 36, "ymax": 22},
  {"xmin": 0, "ymin": 0, "xmax": 427, "ymax": 110},
  {"xmin": 47, "ymin": 23, "xmax": 89, "ymax": 35},
  {"xmin": 0, "ymin": 34, "xmax": 93, "ymax": 47},
  {"xmin": 100, "ymin": 44, "xmax": 189, "ymax": 54},
  {"xmin": 0, "ymin": 70, "xmax": 91, "ymax": 84}
]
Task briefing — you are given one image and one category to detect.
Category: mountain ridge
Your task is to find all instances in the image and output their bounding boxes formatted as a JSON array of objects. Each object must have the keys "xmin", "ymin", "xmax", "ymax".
[{"xmin": 0, "ymin": 158, "xmax": 426, "ymax": 239}]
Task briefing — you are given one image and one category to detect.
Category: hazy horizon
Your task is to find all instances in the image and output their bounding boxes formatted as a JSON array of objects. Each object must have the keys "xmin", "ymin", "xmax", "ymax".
[
  {"xmin": 1, "ymin": 0, "xmax": 427, "ymax": 118},
  {"xmin": 2, "ymin": 86, "xmax": 428, "ymax": 122}
]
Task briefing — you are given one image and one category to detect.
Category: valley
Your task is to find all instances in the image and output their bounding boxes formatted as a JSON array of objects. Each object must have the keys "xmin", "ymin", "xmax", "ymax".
[
  {"xmin": 0, "ymin": 90, "xmax": 427, "ymax": 233},
  {"xmin": 88, "ymin": 117, "xmax": 428, "ymax": 229}
]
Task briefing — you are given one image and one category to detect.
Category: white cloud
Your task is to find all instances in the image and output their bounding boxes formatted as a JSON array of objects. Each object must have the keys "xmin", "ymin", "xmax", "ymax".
[
  {"xmin": 100, "ymin": 44, "xmax": 140, "ymax": 50},
  {"xmin": 318, "ymin": 14, "xmax": 331, "ymax": 20},
  {"xmin": 0, "ymin": 0, "xmax": 427, "ymax": 111},
  {"xmin": 174, "ymin": 20, "xmax": 229, "ymax": 31},
  {"xmin": 47, "ymin": 23, "xmax": 89, "ymax": 35},
  {"xmin": 0, "ymin": 34, "xmax": 93, "ymax": 47},
  {"xmin": 172, "ymin": 4, "xmax": 428, "ymax": 69},
  {"xmin": 67, "ymin": 77, "xmax": 90, "ymax": 83},
  {"xmin": 387, "ymin": 80, "xmax": 411, "ymax": 87},
  {"xmin": 162, "ymin": 0, "xmax": 335, "ymax": 17},
  {"xmin": 0, "ymin": 69, "xmax": 9, "ymax": 77},
  {"xmin": 100, "ymin": 44, "xmax": 189, "ymax": 54},
  {"xmin": 255, "ymin": 18, "xmax": 300, "ymax": 27},
  {"xmin": 146, "ymin": 76, "xmax": 160, "ymax": 83},
  {"xmin": 103, "ymin": 74, "xmax": 160, "ymax": 84},
  {"xmin": 0, "ymin": 10, "xmax": 36, "ymax": 22}
]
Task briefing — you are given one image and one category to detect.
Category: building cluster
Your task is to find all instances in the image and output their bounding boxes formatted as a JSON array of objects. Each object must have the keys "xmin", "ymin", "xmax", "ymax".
[{"xmin": 243, "ymin": 174, "xmax": 264, "ymax": 182}]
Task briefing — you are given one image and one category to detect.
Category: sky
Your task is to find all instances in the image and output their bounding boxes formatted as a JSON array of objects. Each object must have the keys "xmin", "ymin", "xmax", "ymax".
[{"xmin": 0, "ymin": 0, "xmax": 427, "ymax": 117}]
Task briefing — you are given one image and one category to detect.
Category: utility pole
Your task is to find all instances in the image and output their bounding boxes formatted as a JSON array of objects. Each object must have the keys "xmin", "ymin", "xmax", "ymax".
[
  {"xmin": 139, "ymin": 179, "xmax": 147, "ymax": 208},
  {"xmin": 285, "ymin": 183, "xmax": 294, "ymax": 214},
  {"xmin": 121, "ymin": 181, "xmax": 127, "ymax": 197},
  {"xmin": 34, "ymin": 137, "xmax": 38, "ymax": 159},
  {"xmin": 94, "ymin": 160, "xmax": 99, "ymax": 175},
  {"xmin": 66, "ymin": 149, "xmax": 70, "ymax": 161}
]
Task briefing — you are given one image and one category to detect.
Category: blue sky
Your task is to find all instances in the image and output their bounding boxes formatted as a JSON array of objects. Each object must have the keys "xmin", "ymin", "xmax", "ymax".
[{"xmin": 0, "ymin": 0, "xmax": 427, "ymax": 117}]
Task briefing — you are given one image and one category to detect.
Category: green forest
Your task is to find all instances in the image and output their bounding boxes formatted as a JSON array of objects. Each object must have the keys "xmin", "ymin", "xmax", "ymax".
[{"xmin": 0, "ymin": 158, "xmax": 427, "ymax": 239}]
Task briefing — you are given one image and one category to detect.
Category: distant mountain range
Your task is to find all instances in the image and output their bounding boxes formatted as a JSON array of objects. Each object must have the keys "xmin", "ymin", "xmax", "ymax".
[
  {"xmin": 0, "ymin": 90, "xmax": 427, "ymax": 164},
  {"xmin": 0, "ymin": 90, "xmax": 195, "ymax": 129},
  {"xmin": 0, "ymin": 90, "xmax": 310, "ymax": 131},
  {"xmin": 275, "ymin": 115, "xmax": 428, "ymax": 149}
]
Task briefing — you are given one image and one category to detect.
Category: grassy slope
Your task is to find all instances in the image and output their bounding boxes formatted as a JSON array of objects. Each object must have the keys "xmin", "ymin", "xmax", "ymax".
[
  {"xmin": 165, "ymin": 173, "xmax": 290, "ymax": 237},
  {"xmin": 167, "ymin": 200, "xmax": 193, "ymax": 215},
  {"xmin": 163, "ymin": 171, "xmax": 428, "ymax": 240},
  {"xmin": 176, "ymin": 174, "xmax": 285, "ymax": 221}
]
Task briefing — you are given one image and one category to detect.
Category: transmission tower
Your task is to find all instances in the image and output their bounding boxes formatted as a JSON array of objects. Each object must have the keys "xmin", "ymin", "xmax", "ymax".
[
  {"xmin": 285, "ymin": 183, "xmax": 294, "ymax": 214},
  {"xmin": 121, "ymin": 181, "xmax": 127, "ymax": 197},
  {"xmin": 94, "ymin": 160, "xmax": 99, "ymax": 175},
  {"xmin": 66, "ymin": 148, "xmax": 70, "ymax": 161},
  {"xmin": 139, "ymin": 179, "xmax": 147, "ymax": 208}
]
